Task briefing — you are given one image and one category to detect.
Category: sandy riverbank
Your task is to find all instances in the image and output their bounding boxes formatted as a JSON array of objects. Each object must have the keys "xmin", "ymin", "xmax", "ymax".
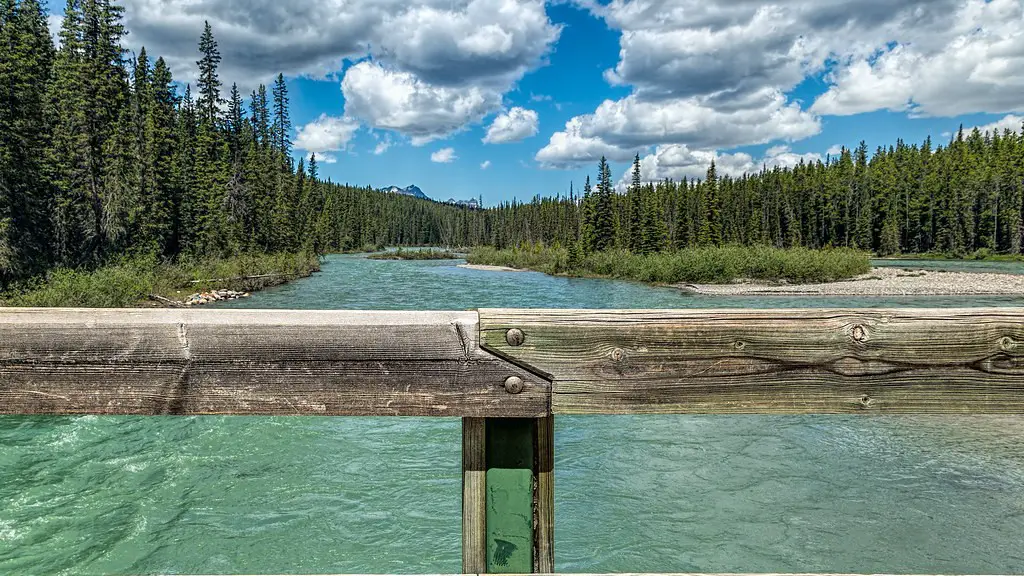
[
  {"xmin": 681, "ymin": 266, "xmax": 1024, "ymax": 296},
  {"xmin": 458, "ymin": 263, "xmax": 528, "ymax": 273}
]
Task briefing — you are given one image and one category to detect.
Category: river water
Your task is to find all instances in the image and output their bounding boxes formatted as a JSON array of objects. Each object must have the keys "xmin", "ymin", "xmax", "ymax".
[{"xmin": 3, "ymin": 254, "xmax": 1024, "ymax": 575}]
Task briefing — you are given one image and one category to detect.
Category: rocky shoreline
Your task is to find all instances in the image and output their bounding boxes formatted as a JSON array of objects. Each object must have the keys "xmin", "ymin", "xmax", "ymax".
[
  {"xmin": 185, "ymin": 289, "xmax": 250, "ymax": 306},
  {"xmin": 680, "ymin": 267, "xmax": 1024, "ymax": 296},
  {"xmin": 458, "ymin": 263, "xmax": 528, "ymax": 273}
]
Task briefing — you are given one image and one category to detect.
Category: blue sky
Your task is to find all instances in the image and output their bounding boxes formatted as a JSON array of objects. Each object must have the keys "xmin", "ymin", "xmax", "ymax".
[{"xmin": 45, "ymin": 0, "xmax": 1024, "ymax": 204}]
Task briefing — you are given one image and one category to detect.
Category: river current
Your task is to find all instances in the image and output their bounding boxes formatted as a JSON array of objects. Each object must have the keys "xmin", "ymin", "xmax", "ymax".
[{"xmin": 2, "ymin": 254, "xmax": 1024, "ymax": 574}]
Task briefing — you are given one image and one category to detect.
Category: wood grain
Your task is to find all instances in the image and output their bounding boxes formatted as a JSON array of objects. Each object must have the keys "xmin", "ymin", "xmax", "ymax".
[
  {"xmin": 0, "ymin": 309, "xmax": 549, "ymax": 417},
  {"xmin": 462, "ymin": 418, "xmax": 487, "ymax": 574},
  {"xmin": 480, "ymin": 308, "xmax": 1024, "ymax": 415},
  {"xmin": 533, "ymin": 415, "xmax": 555, "ymax": 574}
]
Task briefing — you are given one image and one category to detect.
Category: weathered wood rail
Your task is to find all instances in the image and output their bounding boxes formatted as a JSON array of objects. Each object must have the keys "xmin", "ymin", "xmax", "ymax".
[{"xmin": 3, "ymin": 307, "xmax": 1024, "ymax": 575}]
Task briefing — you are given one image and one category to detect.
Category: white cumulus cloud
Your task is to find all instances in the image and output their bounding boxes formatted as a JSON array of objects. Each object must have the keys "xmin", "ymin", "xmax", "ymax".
[
  {"xmin": 483, "ymin": 107, "xmax": 540, "ymax": 144},
  {"xmin": 342, "ymin": 61, "xmax": 502, "ymax": 145},
  {"xmin": 295, "ymin": 114, "xmax": 360, "ymax": 158},
  {"xmin": 538, "ymin": 0, "xmax": 1024, "ymax": 169},
  {"xmin": 481, "ymin": 160, "xmax": 492, "ymax": 169},
  {"xmin": 972, "ymin": 114, "xmax": 1024, "ymax": 135},
  {"xmin": 617, "ymin": 143, "xmax": 823, "ymax": 188},
  {"xmin": 431, "ymin": 147, "xmax": 458, "ymax": 163},
  {"xmin": 537, "ymin": 89, "xmax": 820, "ymax": 166},
  {"xmin": 811, "ymin": 0, "xmax": 1024, "ymax": 117},
  {"xmin": 116, "ymin": 0, "xmax": 561, "ymax": 142}
]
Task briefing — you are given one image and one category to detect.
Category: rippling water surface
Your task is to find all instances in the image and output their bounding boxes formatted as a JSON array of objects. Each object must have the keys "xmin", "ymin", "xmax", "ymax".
[{"xmin": 3, "ymin": 255, "xmax": 1024, "ymax": 574}]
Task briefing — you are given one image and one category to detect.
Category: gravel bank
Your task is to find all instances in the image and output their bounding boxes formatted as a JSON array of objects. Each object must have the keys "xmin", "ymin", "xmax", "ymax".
[
  {"xmin": 458, "ymin": 264, "xmax": 528, "ymax": 273},
  {"xmin": 681, "ymin": 267, "xmax": 1024, "ymax": 296}
]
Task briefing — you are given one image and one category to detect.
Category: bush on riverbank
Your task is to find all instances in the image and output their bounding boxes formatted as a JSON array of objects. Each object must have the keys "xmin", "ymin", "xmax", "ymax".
[
  {"xmin": 893, "ymin": 249, "xmax": 1024, "ymax": 262},
  {"xmin": 368, "ymin": 248, "xmax": 463, "ymax": 261},
  {"xmin": 1, "ymin": 252, "xmax": 321, "ymax": 308},
  {"xmin": 468, "ymin": 244, "xmax": 871, "ymax": 284}
]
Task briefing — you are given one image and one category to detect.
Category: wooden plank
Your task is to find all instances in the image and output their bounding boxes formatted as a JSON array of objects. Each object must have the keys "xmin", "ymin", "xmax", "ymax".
[
  {"xmin": 533, "ymin": 416, "xmax": 555, "ymax": 574},
  {"xmin": 486, "ymin": 419, "xmax": 535, "ymax": 574},
  {"xmin": 463, "ymin": 418, "xmax": 488, "ymax": 574},
  {"xmin": 480, "ymin": 308, "xmax": 1024, "ymax": 415},
  {"xmin": 0, "ymin": 309, "xmax": 550, "ymax": 417}
]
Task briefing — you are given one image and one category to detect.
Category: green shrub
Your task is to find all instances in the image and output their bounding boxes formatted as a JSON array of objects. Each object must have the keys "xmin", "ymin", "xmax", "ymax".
[
  {"xmin": 368, "ymin": 248, "xmax": 463, "ymax": 261},
  {"xmin": 2, "ymin": 252, "xmax": 321, "ymax": 308},
  {"xmin": 468, "ymin": 244, "xmax": 870, "ymax": 285}
]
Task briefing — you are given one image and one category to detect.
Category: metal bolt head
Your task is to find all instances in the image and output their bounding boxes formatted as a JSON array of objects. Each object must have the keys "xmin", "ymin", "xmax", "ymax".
[
  {"xmin": 504, "ymin": 376, "xmax": 525, "ymax": 395},
  {"xmin": 506, "ymin": 328, "xmax": 525, "ymax": 347}
]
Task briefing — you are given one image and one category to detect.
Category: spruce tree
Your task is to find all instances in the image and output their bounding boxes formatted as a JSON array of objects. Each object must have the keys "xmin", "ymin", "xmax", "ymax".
[
  {"xmin": 627, "ymin": 153, "xmax": 643, "ymax": 252},
  {"xmin": 196, "ymin": 21, "xmax": 222, "ymax": 126},
  {"xmin": 0, "ymin": 0, "xmax": 54, "ymax": 282},
  {"xmin": 699, "ymin": 161, "xmax": 722, "ymax": 245},
  {"xmin": 580, "ymin": 175, "xmax": 595, "ymax": 253},
  {"xmin": 173, "ymin": 84, "xmax": 198, "ymax": 253},
  {"xmin": 148, "ymin": 57, "xmax": 177, "ymax": 255},
  {"xmin": 227, "ymin": 82, "xmax": 244, "ymax": 152},
  {"xmin": 46, "ymin": 0, "xmax": 93, "ymax": 266},
  {"xmin": 852, "ymin": 141, "xmax": 872, "ymax": 249},
  {"xmin": 592, "ymin": 157, "xmax": 615, "ymax": 251},
  {"xmin": 271, "ymin": 73, "xmax": 291, "ymax": 160},
  {"xmin": 640, "ymin": 183, "xmax": 668, "ymax": 254}
]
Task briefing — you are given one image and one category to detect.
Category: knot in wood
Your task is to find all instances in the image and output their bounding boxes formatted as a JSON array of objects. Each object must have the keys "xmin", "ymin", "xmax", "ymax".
[
  {"xmin": 503, "ymin": 376, "xmax": 525, "ymax": 395},
  {"xmin": 859, "ymin": 394, "xmax": 875, "ymax": 409},
  {"xmin": 734, "ymin": 341, "xmax": 746, "ymax": 351},
  {"xmin": 610, "ymin": 348, "xmax": 625, "ymax": 362},
  {"xmin": 505, "ymin": 328, "xmax": 525, "ymax": 347},
  {"xmin": 1000, "ymin": 336, "xmax": 1015, "ymax": 351},
  {"xmin": 851, "ymin": 325, "xmax": 868, "ymax": 343}
]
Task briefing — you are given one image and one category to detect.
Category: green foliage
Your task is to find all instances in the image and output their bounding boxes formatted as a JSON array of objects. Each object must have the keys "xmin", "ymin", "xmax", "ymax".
[
  {"xmin": 3, "ymin": 0, "xmax": 1023, "ymax": 299},
  {"xmin": 468, "ymin": 244, "xmax": 871, "ymax": 285},
  {"xmin": 367, "ymin": 248, "xmax": 462, "ymax": 261},
  {"xmin": 2, "ymin": 252, "xmax": 320, "ymax": 308},
  {"xmin": 592, "ymin": 157, "xmax": 616, "ymax": 252}
]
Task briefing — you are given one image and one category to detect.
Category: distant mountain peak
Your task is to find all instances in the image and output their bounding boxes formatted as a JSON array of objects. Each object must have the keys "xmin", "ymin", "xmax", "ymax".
[
  {"xmin": 383, "ymin": 184, "xmax": 429, "ymax": 200},
  {"xmin": 446, "ymin": 197, "xmax": 481, "ymax": 210}
]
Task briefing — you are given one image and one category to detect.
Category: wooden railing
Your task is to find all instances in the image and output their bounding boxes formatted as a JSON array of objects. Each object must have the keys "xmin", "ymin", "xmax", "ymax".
[{"xmin": 3, "ymin": 307, "xmax": 1024, "ymax": 574}]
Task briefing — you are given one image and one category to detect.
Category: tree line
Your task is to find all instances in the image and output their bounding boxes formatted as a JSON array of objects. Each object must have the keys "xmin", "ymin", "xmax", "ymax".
[
  {"xmin": 492, "ymin": 127, "xmax": 1024, "ymax": 259},
  {"xmin": 4, "ymin": 0, "xmax": 1024, "ymax": 291},
  {"xmin": 0, "ymin": 0, "xmax": 487, "ymax": 288}
]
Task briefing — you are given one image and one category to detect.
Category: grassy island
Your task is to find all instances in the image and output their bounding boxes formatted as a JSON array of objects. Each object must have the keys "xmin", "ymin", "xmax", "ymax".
[
  {"xmin": 367, "ymin": 248, "xmax": 464, "ymax": 261},
  {"xmin": 1, "ymin": 252, "xmax": 320, "ymax": 308},
  {"xmin": 467, "ymin": 245, "xmax": 871, "ymax": 285}
]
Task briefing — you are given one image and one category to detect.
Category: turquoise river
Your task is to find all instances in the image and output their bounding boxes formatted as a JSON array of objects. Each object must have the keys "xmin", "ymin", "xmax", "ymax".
[{"xmin": 2, "ymin": 254, "xmax": 1024, "ymax": 575}]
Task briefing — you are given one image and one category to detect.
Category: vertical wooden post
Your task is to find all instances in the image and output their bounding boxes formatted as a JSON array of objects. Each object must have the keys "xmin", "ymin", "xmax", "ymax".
[
  {"xmin": 462, "ymin": 418, "xmax": 487, "ymax": 574},
  {"xmin": 534, "ymin": 415, "xmax": 555, "ymax": 574},
  {"xmin": 463, "ymin": 417, "xmax": 554, "ymax": 574}
]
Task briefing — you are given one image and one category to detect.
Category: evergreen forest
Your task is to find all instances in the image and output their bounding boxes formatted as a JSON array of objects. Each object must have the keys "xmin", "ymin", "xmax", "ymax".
[{"xmin": 3, "ymin": 0, "xmax": 1024, "ymax": 290}]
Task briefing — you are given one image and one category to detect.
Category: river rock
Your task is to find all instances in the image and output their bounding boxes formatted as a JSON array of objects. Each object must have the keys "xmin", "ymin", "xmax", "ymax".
[{"xmin": 184, "ymin": 289, "xmax": 250, "ymax": 306}]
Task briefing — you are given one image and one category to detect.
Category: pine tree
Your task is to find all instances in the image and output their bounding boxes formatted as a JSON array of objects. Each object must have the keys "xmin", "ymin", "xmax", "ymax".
[
  {"xmin": 196, "ymin": 21, "xmax": 221, "ymax": 126},
  {"xmin": 173, "ymin": 84, "xmax": 198, "ymax": 252},
  {"xmin": 46, "ymin": 0, "xmax": 93, "ymax": 266},
  {"xmin": 250, "ymin": 85, "xmax": 270, "ymax": 148},
  {"xmin": 580, "ymin": 175, "xmax": 595, "ymax": 253},
  {"xmin": 852, "ymin": 141, "xmax": 872, "ymax": 249},
  {"xmin": 226, "ymin": 82, "xmax": 244, "ymax": 153},
  {"xmin": 271, "ymin": 73, "xmax": 291, "ymax": 161},
  {"xmin": 699, "ymin": 161, "xmax": 722, "ymax": 245},
  {"xmin": 0, "ymin": 0, "xmax": 55, "ymax": 282},
  {"xmin": 640, "ymin": 183, "xmax": 668, "ymax": 254},
  {"xmin": 0, "ymin": 0, "xmax": 14, "ymax": 277},
  {"xmin": 148, "ymin": 56, "xmax": 177, "ymax": 255},
  {"xmin": 627, "ymin": 153, "xmax": 643, "ymax": 252},
  {"xmin": 592, "ymin": 157, "xmax": 615, "ymax": 251}
]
